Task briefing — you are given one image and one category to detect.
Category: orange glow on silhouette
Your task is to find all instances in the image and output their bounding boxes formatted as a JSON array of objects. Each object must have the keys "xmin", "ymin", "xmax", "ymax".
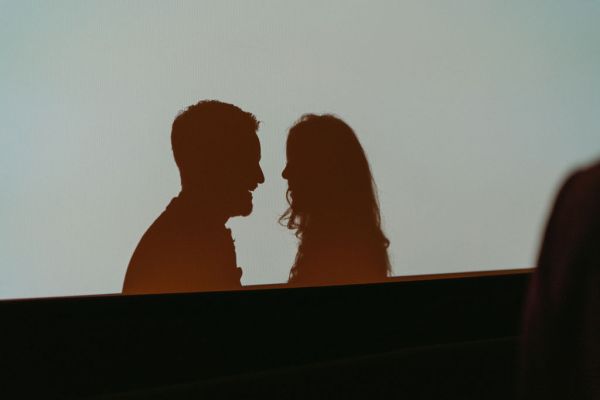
[
  {"xmin": 122, "ymin": 100, "xmax": 264, "ymax": 294},
  {"xmin": 281, "ymin": 114, "xmax": 391, "ymax": 287}
]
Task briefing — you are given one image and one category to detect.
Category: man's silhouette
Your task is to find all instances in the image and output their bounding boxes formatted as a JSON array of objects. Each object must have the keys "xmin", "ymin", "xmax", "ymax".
[{"xmin": 122, "ymin": 100, "xmax": 264, "ymax": 294}]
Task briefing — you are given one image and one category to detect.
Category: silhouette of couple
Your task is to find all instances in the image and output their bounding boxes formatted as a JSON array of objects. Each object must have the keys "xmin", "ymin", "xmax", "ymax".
[{"xmin": 122, "ymin": 100, "xmax": 390, "ymax": 294}]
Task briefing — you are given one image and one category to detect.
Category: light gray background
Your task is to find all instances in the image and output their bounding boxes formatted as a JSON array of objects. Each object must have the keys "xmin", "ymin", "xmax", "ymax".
[{"xmin": 2, "ymin": 1, "xmax": 599, "ymax": 299}]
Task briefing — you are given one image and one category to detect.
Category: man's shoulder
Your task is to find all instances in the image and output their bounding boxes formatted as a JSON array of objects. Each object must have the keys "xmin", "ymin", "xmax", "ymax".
[{"xmin": 122, "ymin": 196, "xmax": 242, "ymax": 293}]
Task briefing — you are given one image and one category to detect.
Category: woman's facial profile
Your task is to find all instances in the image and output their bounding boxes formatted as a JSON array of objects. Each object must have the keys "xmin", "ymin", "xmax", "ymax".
[
  {"xmin": 282, "ymin": 122, "xmax": 346, "ymax": 216},
  {"xmin": 282, "ymin": 136, "xmax": 321, "ymax": 213},
  {"xmin": 282, "ymin": 148, "xmax": 306, "ymax": 212}
]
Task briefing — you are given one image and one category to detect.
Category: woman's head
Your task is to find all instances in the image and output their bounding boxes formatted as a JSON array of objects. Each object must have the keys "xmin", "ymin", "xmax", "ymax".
[{"xmin": 282, "ymin": 114, "xmax": 380, "ymax": 228}]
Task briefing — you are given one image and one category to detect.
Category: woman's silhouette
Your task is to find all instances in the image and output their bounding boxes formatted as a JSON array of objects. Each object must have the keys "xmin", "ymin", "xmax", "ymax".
[{"xmin": 281, "ymin": 114, "xmax": 391, "ymax": 287}]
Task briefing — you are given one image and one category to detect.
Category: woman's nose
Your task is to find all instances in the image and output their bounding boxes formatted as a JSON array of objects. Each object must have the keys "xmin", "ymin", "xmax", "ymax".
[{"xmin": 282, "ymin": 164, "xmax": 289, "ymax": 180}]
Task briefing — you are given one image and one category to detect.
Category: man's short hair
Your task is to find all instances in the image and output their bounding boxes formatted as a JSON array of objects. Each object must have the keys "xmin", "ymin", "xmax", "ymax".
[{"xmin": 171, "ymin": 100, "xmax": 259, "ymax": 182}]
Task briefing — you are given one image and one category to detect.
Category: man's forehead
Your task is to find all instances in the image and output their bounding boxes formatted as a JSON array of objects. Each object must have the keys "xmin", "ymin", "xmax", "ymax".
[
  {"xmin": 236, "ymin": 130, "xmax": 259, "ymax": 144},
  {"xmin": 230, "ymin": 131, "xmax": 260, "ymax": 155}
]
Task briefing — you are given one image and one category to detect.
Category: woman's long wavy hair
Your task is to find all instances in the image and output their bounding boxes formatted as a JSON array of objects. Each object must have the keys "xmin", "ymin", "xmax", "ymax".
[{"xmin": 280, "ymin": 114, "xmax": 391, "ymax": 282}]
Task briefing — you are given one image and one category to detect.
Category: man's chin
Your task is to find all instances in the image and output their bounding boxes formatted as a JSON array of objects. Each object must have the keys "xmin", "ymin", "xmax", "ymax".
[
  {"xmin": 239, "ymin": 204, "xmax": 253, "ymax": 217},
  {"xmin": 230, "ymin": 201, "xmax": 253, "ymax": 218}
]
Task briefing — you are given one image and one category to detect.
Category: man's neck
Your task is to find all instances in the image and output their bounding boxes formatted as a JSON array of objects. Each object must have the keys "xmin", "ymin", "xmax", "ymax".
[{"xmin": 176, "ymin": 190, "xmax": 229, "ymax": 226}]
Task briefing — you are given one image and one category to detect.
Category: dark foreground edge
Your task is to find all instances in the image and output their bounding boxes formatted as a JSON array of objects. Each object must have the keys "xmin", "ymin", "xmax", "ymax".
[{"xmin": 1, "ymin": 270, "xmax": 531, "ymax": 399}]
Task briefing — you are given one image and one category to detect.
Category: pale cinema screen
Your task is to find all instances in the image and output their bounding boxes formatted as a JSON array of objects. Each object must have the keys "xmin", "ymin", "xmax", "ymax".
[{"xmin": 2, "ymin": 1, "xmax": 599, "ymax": 299}]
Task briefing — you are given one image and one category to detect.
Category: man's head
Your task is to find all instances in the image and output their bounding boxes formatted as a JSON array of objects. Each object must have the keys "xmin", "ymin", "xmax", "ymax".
[{"xmin": 171, "ymin": 100, "xmax": 264, "ymax": 218}]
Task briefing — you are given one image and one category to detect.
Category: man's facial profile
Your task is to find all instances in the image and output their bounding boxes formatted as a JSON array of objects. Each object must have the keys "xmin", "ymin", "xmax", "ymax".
[{"xmin": 220, "ymin": 131, "xmax": 264, "ymax": 217}]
